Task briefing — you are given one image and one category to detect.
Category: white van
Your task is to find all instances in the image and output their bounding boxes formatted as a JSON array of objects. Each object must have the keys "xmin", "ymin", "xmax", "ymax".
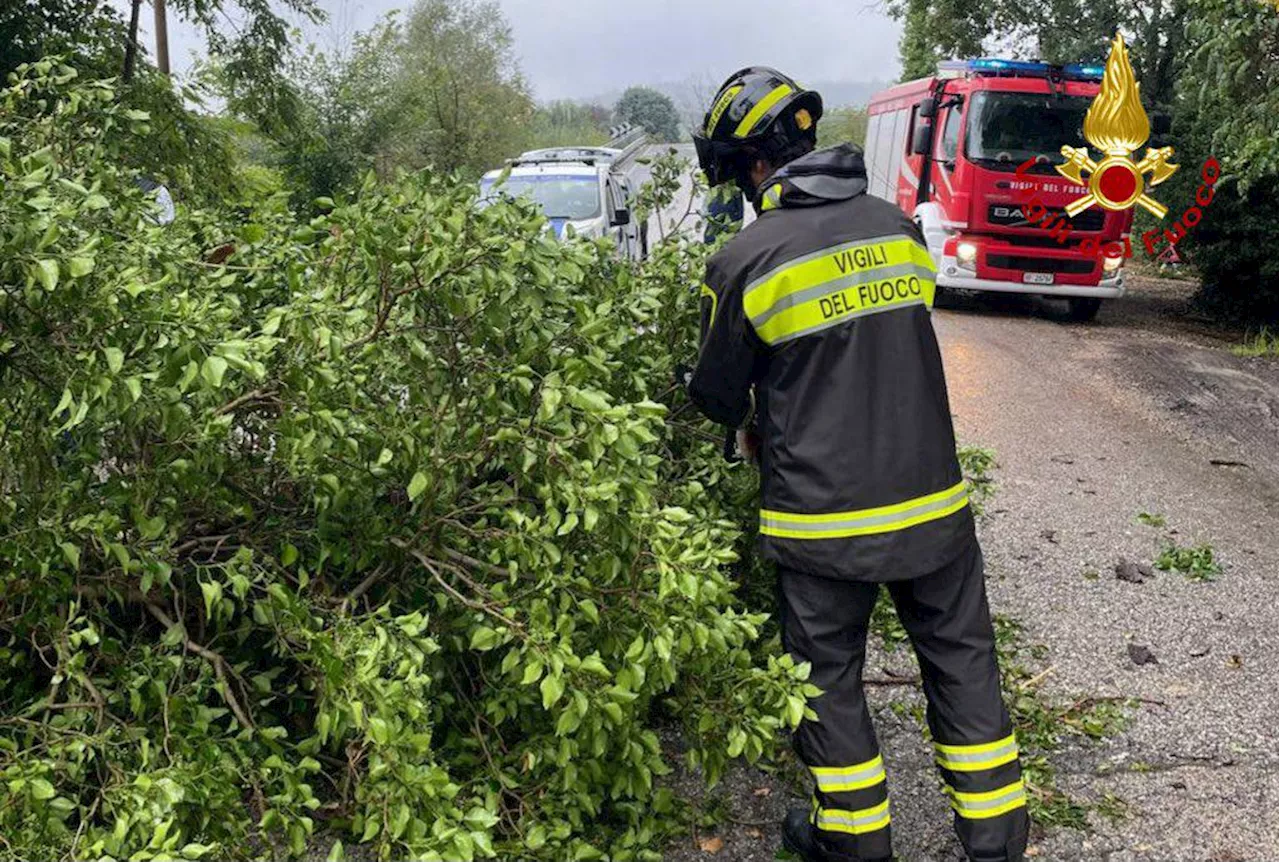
[{"xmin": 479, "ymin": 156, "xmax": 645, "ymax": 260}]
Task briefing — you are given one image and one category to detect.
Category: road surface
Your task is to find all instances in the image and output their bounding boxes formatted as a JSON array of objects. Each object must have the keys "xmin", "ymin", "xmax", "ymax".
[{"xmin": 665, "ymin": 279, "xmax": 1278, "ymax": 861}]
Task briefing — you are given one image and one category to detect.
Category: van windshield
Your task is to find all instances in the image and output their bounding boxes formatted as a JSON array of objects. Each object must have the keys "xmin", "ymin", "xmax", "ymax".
[
  {"xmin": 479, "ymin": 174, "xmax": 601, "ymax": 219},
  {"xmin": 964, "ymin": 92, "xmax": 1095, "ymax": 173}
]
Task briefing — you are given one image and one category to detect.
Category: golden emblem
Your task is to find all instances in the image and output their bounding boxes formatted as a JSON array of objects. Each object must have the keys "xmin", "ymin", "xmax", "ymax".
[{"xmin": 1056, "ymin": 33, "xmax": 1177, "ymax": 218}]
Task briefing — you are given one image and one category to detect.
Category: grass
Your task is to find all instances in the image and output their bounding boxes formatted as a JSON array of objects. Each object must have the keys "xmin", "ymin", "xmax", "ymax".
[
  {"xmin": 1230, "ymin": 330, "xmax": 1279, "ymax": 358},
  {"xmin": 1136, "ymin": 511, "xmax": 1167, "ymax": 528},
  {"xmin": 1154, "ymin": 541, "xmax": 1222, "ymax": 582}
]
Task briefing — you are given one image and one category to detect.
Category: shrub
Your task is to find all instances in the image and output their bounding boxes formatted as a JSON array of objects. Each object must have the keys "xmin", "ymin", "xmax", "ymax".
[{"xmin": 0, "ymin": 62, "xmax": 813, "ymax": 861}]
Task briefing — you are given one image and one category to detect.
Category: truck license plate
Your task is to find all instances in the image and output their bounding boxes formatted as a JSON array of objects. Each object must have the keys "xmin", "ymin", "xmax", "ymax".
[{"xmin": 1022, "ymin": 272, "xmax": 1053, "ymax": 285}]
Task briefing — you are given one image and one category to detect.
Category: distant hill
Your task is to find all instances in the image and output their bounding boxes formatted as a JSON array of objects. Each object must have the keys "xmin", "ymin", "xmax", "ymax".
[{"xmin": 569, "ymin": 78, "xmax": 891, "ymax": 136}]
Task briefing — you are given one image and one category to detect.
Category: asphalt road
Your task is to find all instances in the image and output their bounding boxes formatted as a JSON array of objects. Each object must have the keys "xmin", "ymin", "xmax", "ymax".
[
  {"xmin": 665, "ymin": 279, "xmax": 1279, "ymax": 862},
  {"xmin": 622, "ymin": 143, "xmax": 705, "ymax": 242}
]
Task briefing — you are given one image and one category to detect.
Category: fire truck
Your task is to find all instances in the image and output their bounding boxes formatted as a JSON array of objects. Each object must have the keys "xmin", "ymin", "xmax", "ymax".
[{"xmin": 865, "ymin": 59, "xmax": 1141, "ymax": 321}]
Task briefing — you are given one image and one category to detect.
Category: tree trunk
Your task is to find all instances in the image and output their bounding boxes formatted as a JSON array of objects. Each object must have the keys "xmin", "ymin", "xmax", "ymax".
[
  {"xmin": 123, "ymin": 0, "xmax": 143, "ymax": 82},
  {"xmin": 154, "ymin": 0, "xmax": 171, "ymax": 76}
]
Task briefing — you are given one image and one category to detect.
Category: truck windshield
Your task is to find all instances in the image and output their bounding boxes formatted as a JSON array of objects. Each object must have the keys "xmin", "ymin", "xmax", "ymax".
[
  {"xmin": 964, "ymin": 92, "xmax": 1095, "ymax": 173},
  {"xmin": 479, "ymin": 174, "xmax": 601, "ymax": 220}
]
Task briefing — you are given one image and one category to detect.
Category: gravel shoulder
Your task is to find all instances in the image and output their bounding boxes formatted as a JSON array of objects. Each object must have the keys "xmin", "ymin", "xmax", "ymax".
[{"xmin": 663, "ymin": 278, "xmax": 1278, "ymax": 862}]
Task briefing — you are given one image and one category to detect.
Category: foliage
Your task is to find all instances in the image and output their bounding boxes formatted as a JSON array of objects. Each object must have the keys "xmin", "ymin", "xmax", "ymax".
[
  {"xmin": 157, "ymin": 0, "xmax": 322, "ymax": 136},
  {"xmin": 1154, "ymin": 542, "xmax": 1221, "ymax": 582},
  {"xmin": 1231, "ymin": 331, "xmax": 1278, "ymax": 359},
  {"xmin": 0, "ymin": 0, "xmax": 127, "ymax": 80},
  {"xmin": 816, "ymin": 106, "xmax": 868, "ymax": 149},
  {"xmin": 276, "ymin": 0, "xmax": 534, "ymax": 203},
  {"xmin": 0, "ymin": 64, "xmax": 814, "ymax": 861},
  {"xmin": 1169, "ymin": 0, "xmax": 1278, "ymax": 321},
  {"xmin": 527, "ymin": 101, "xmax": 612, "ymax": 150},
  {"xmin": 615, "ymin": 87, "xmax": 681, "ymax": 143}
]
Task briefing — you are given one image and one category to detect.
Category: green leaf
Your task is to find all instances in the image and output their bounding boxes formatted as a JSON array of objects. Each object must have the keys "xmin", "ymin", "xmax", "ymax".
[
  {"xmin": 201, "ymin": 355, "xmax": 228, "ymax": 389},
  {"xmin": 83, "ymin": 193, "xmax": 108, "ymax": 210},
  {"xmin": 368, "ymin": 716, "xmax": 389, "ymax": 745},
  {"xmin": 124, "ymin": 376, "xmax": 142, "ymax": 402},
  {"xmin": 469, "ymin": 626, "xmax": 499, "ymax": 651},
  {"xmin": 540, "ymin": 674, "xmax": 565, "ymax": 709},
  {"xmin": 58, "ymin": 542, "xmax": 80, "ymax": 571},
  {"xmin": 281, "ymin": 543, "xmax": 298, "ymax": 566},
  {"xmin": 200, "ymin": 582, "xmax": 222, "ymax": 620},
  {"xmin": 33, "ymin": 259, "xmax": 58, "ymax": 291},
  {"xmin": 180, "ymin": 843, "xmax": 213, "ymax": 859},
  {"xmin": 407, "ymin": 471, "xmax": 429, "ymax": 501},
  {"xmin": 29, "ymin": 778, "xmax": 55, "ymax": 800},
  {"xmin": 68, "ymin": 256, "xmax": 95, "ymax": 278},
  {"xmin": 326, "ymin": 840, "xmax": 345, "ymax": 862}
]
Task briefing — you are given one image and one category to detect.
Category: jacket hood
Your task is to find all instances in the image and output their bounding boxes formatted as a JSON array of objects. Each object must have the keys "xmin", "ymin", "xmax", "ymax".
[{"xmin": 754, "ymin": 143, "xmax": 869, "ymax": 213}]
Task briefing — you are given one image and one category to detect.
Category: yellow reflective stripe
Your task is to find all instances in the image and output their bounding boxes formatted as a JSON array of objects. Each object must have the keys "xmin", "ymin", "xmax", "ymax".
[
  {"xmin": 707, "ymin": 85, "xmax": 742, "ymax": 134},
  {"xmin": 734, "ymin": 84, "xmax": 793, "ymax": 137},
  {"xmin": 934, "ymin": 734, "xmax": 1020, "ymax": 772},
  {"xmin": 743, "ymin": 236, "xmax": 930, "ymax": 320},
  {"xmin": 743, "ymin": 238, "xmax": 937, "ymax": 345},
  {"xmin": 814, "ymin": 799, "xmax": 891, "ymax": 835},
  {"xmin": 760, "ymin": 183, "xmax": 783, "ymax": 212},
  {"xmin": 947, "ymin": 780, "xmax": 1027, "ymax": 820},
  {"xmin": 810, "ymin": 754, "xmax": 886, "ymax": 792},
  {"xmin": 760, "ymin": 481, "xmax": 968, "ymax": 540},
  {"xmin": 699, "ymin": 283, "xmax": 718, "ymax": 328}
]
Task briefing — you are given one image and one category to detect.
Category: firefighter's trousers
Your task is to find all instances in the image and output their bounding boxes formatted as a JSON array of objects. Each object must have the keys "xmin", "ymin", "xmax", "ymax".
[{"xmin": 778, "ymin": 540, "xmax": 1029, "ymax": 861}]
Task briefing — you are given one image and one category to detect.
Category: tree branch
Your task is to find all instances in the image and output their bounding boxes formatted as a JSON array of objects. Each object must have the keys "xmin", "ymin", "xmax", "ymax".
[{"xmin": 141, "ymin": 600, "xmax": 255, "ymax": 730}]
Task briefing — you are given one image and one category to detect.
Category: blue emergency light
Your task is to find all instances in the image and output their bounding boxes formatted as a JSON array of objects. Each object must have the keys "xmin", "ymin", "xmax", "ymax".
[{"xmin": 938, "ymin": 59, "xmax": 1104, "ymax": 81}]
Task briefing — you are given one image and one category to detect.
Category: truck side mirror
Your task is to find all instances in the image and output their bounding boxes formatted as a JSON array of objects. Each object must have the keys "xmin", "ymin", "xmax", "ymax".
[
  {"xmin": 918, "ymin": 96, "xmax": 937, "ymax": 119},
  {"xmin": 610, "ymin": 208, "xmax": 630, "ymax": 227},
  {"xmin": 911, "ymin": 118, "xmax": 933, "ymax": 155}
]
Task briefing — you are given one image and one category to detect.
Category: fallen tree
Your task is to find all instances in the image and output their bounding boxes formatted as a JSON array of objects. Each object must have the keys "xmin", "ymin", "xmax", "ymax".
[{"xmin": 0, "ymin": 62, "xmax": 814, "ymax": 861}]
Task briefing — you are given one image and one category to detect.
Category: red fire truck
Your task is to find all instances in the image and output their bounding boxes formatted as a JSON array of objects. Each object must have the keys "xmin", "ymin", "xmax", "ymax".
[{"xmin": 865, "ymin": 59, "xmax": 1135, "ymax": 321}]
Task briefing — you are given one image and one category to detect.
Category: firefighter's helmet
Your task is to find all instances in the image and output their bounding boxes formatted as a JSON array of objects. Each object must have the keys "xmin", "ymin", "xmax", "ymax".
[{"xmin": 693, "ymin": 67, "xmax": 823, "ymax": 189}]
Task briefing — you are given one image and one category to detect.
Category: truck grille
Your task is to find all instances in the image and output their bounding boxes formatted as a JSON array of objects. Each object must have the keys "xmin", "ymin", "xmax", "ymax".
[
  {"xmin": 986, "ymin": 254, "xmax": 1095, "ymax": 275},
  {"xmin": 987, "ymin": 204, "xmax": 1105, "ymax": 232}
]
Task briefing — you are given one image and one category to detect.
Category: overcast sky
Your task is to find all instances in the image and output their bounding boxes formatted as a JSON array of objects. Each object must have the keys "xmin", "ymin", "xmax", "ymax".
[{"xmin": 114, "ymin": 0, "xmax": 902, "ymax": 101}]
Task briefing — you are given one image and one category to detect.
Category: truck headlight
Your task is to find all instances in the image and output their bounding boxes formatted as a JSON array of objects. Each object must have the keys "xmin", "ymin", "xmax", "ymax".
[
  {"xmin": 1102, "ymin": 254, "xmax": 1123, "ymax": 273},
  {"xmin": 956, "ymin": 241, "xmax": 978, "ymax": 269}
]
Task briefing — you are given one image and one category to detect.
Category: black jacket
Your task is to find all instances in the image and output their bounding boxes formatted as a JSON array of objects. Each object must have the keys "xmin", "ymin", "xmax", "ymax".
[{"xmin": 689, "ymin": 144, "xmax": 974, "ymax": 581}]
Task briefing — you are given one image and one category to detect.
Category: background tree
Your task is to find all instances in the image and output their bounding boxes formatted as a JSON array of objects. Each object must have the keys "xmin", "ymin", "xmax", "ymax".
[
  {"xmin": 1164, "ymin": 0, "xmax": 1278, "ymax": 319},
  {"xmin": 526, "ymin": 100, "xmax": 613, "ymax": 148},
  {"xmin": 818, "ymin": 106, "xmax": 869, "ymax": 149},
  {"xmin": 615, "ymin": 86, "xmax": 681, "ymax": 141}
]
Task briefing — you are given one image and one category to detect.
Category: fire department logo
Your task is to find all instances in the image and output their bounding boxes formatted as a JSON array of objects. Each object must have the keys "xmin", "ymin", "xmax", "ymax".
[{"xmin": 1056, "ymin": 33, "xmax": 1178, "ymax": 218}]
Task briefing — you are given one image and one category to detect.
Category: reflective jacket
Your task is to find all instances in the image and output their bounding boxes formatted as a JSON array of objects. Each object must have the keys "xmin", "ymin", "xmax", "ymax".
[{"xmin": 688, "ymin": 144, "xmax": 974, "ymax": 582}]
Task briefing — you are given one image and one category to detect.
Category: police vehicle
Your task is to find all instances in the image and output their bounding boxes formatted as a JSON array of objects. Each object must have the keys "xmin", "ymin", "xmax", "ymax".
[{"xmin": 479, "ymin": 151, "xmax": 646, "ymax": 260}]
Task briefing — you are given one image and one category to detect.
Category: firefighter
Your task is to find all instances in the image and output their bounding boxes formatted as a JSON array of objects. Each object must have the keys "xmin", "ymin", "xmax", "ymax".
[{"xmin": 686, "ymin": 67, "xmax": 1029, "ymax": 862}]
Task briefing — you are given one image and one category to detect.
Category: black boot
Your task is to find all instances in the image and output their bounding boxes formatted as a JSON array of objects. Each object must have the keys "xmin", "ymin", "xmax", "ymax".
[
  {"xmin": 781, "ymin": 808, "xmax": 893, "ymax": 862},
  {"xmin": 781, "ymin": 808, "xmax": 824, "ymax": 861}
]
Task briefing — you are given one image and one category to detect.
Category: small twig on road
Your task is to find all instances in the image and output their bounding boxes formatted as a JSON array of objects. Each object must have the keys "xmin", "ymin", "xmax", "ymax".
[
  {"xmin": 1019, "ymin": 665, "xmax": 1055, "ymax": 690},
  {"xmin": 863, "ymin": 676, "xmax": 920, "ymax": 686},
  {"xmin": 1068, "ymin": 694, "xmax": 1167, "ymax": 711}
]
